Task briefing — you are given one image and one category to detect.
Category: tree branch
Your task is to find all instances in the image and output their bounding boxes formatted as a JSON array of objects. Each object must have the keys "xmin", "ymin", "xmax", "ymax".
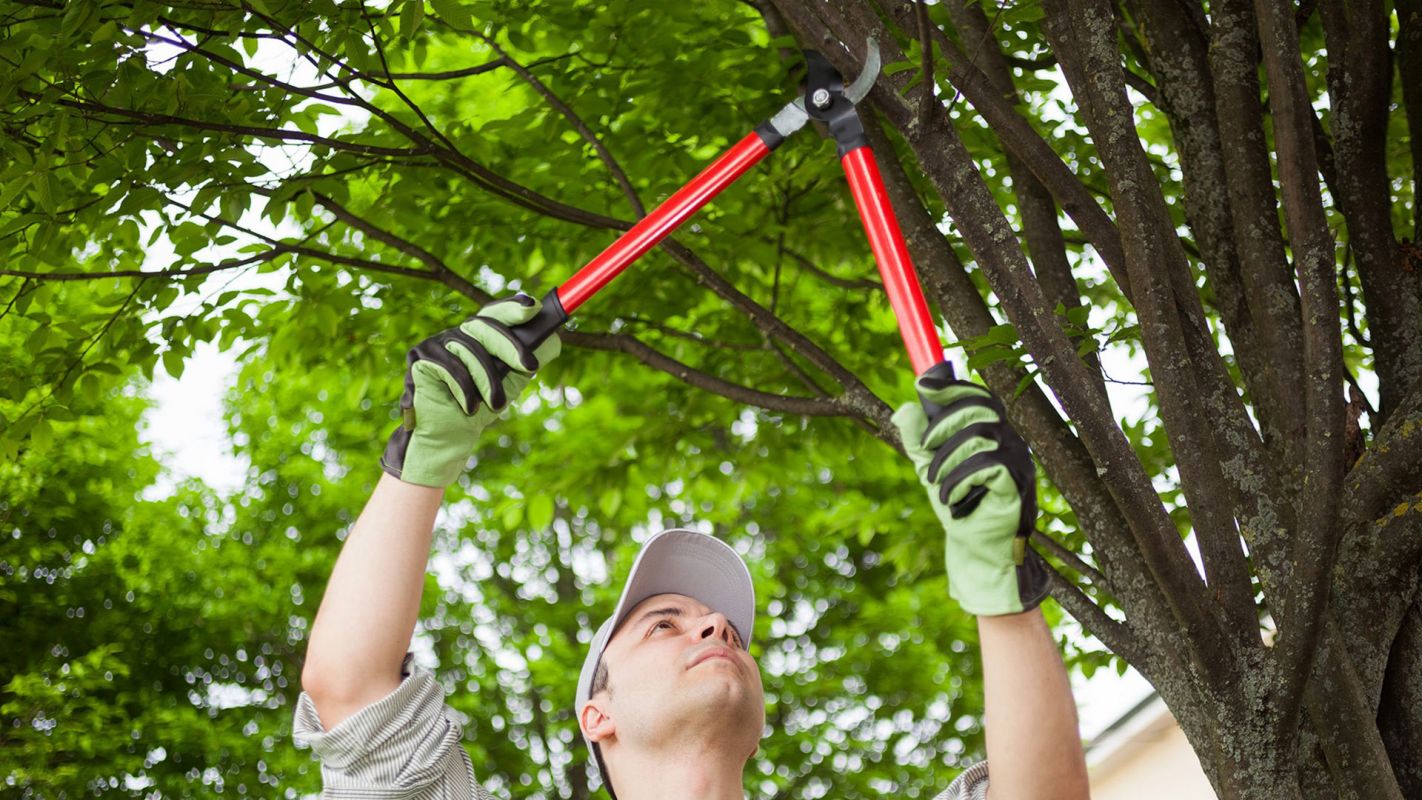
[
  {"xmin": 562, "ymin": 330, "xmax": 849, "ymax": 419},
  {"xmin": 1253, "ymin": 0, "xmax": 1347, "ymax": 738},
  {"xmin": 239, "ymin": 3, "xmax": 628, "ymax": 231},
  {"xmin": 882, "ymin": 0, "xmax": 1133, "ymax": 296},
  {"xmin": 25, "ymin": 90, "xmax": 419, "ymax": 158},
  {"xmin": 1039, "ymin": 561, "xmax": 1144, "ymax": 669},
  {"xmin": 0, "ymin": 250, "xmax": 285, "ymax": 282},
  {"xmin": 1320, "ymin": 0, "xmax": 1422, "ymax": 419},
  {"xmin": 471, "ymin": 30, "xmax": 645, "ymax": 216},
  {"xmin": 1341, "ymin": 382, "xmax": 1422, "ymax": 528},
  {"xmin": 1206, "ymin": 0, "xmax": 1308, "ymax": 465},
  {"xmin": 657, "ymin": 238, "xmax": 897, "ymax": 436},
  {"xmin": 305, "ymin": 191, "xmax": 483, "ymax": 301},
  {"xmin": 943, "ymin": 0, "xmax": 1107, "ymax": 398},
  {"xmin": 1031, "ymin": 530, "xmax": 1107, "ymax": 589},
  {"xmin": 913, "ymin": 0, "xmax": 935, "ymax": 124}
]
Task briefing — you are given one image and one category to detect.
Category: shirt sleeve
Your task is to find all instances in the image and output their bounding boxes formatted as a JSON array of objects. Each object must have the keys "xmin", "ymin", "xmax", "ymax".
[
  {"xmin": 933, "ymin": 761, "xmax": 990, "ymax": 800},
  {"xmin": 293, "ymin": 656, "xmax": 493, "ymax": 799}
]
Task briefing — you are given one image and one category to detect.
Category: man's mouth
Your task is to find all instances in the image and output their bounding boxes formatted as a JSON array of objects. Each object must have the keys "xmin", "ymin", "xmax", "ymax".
[{"xmin": 690, "ymin": 648, "xmax": 736, "ymax": 668}]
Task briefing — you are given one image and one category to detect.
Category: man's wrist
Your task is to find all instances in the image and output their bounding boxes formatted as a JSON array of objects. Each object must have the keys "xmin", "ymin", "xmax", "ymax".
[{"xmin": 976, "ymin": 606, "xmax": 1045, "ymax": 626}]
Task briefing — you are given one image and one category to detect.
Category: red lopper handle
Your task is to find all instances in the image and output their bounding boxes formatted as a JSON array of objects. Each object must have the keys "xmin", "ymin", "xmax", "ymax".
[{"xmin": 838, "ymin": 146, "xmax": 945, "ymax": 377}]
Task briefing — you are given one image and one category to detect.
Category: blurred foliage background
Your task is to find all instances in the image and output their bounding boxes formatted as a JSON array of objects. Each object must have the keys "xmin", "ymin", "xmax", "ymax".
[{"xmin": 5, "ymin": 0, "xmax": 1414, "ymax": 797}]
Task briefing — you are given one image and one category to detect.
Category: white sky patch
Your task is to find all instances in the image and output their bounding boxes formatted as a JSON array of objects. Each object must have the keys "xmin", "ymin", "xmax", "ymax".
[{"xmin": 137, "ymin": 33, "xmax": 368, "ymax": 497}]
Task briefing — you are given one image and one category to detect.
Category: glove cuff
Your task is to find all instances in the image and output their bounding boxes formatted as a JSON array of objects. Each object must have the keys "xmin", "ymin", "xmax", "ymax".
[{"xmin": 1014, "ymin": 547, "xmax": 1052, "ymax": 613}]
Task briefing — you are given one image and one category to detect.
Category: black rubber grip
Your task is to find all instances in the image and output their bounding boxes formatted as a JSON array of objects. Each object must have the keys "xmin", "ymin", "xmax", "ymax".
[
  {"xmin": 754, "ymin": 120, "xmax": 786, "ymax": 151},
  {"xmin": 512, "ymin": 289, "xmax": 568, "ymax": 350},
  {"xmin": 487, "ymin": 289, "xmax": 568, "ymax": 391},
  {"xmin": 916, "ymin": 359, "xmax": 956, "ymax": 418}
]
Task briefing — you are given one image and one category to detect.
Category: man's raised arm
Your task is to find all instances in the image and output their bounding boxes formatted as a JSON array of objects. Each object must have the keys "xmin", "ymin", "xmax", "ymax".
[
  {"xmin": 300, "ymin": 475, "xmax": 444, "ymax": 729},
  {"xmin": 894, "ymin": 374, "xmax": 1090, "ymax": 800},
  {"xmin": 978, "ymin": 609, "xmax": 1088, "ymax": 798},
  {"xmin": 299, "ymin": 295, "xmax": 561, "ymax": 730}
]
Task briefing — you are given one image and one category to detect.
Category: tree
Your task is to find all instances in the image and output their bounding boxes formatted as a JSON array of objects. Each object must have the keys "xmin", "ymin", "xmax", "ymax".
[
  {"xmin": 0, "ymin": 282, "xmax": 320, "ymax": 796},
  {"xmin": 1, "ymin": 0, "xmax": 1419, "ymax": 798}
]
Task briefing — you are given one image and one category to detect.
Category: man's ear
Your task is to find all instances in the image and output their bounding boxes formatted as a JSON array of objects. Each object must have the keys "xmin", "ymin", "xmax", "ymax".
[{"xmin": 580, "ymin": 698, "xmax": 615, "ymax": 745}]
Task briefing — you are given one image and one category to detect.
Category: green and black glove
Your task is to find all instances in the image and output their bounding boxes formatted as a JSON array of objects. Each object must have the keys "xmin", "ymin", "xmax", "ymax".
[
  {"xmin": 892, "ymin": 372, "xmax": 1051, "ymax": 616},
  {"xmin": 381, "ymin": 295, "xmax": 561, "ymax": 488}
]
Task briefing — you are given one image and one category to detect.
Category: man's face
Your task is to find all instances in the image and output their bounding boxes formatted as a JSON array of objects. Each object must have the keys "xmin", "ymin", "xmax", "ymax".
[{"xmin": 582, "ymin": 592, "xmax": 766, "ymax": 760}]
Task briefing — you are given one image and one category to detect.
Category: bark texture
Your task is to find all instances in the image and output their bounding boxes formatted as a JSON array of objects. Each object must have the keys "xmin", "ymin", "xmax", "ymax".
[{"xmin": 761, "ymin": 0, "xmax": 1422, "ymax": 795}]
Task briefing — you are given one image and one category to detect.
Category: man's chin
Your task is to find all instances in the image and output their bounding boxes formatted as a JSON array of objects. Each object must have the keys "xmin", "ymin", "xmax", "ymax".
[{"xmin": 683, "ymin": 675, "xmax": 763, "ymax": 721}]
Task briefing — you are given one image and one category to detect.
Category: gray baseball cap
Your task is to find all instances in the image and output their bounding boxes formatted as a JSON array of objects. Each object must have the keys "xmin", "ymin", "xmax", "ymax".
[{"xmin": 574, "ymin": 528, "xmax": 757, "ymax": 799}]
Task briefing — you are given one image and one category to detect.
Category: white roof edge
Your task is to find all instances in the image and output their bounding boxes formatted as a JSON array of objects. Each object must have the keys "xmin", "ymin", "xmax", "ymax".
[{"xmin": 1085, "ymin": 692, "xmax": 1176, "ymax": 773}]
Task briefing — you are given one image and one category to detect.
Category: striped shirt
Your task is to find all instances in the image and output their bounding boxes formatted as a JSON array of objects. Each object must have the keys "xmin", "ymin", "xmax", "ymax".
[{"xmin": 293, "ymin": 661, "xmax": 990, "ymax": 800}]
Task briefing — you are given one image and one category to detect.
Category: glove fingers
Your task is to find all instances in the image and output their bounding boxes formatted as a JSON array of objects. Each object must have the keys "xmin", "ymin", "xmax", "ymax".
[
  {"xmin": 462, "ymin": 317, "xmax": 540, "ymax": 373},
  {"xmin": 942, "ymin": 458, "xmax": 1017, "ymax": 517},
  {"xmin": 915, "ymin": 376, "xmax": 993, "ymax": 407},
  {"xmin": 926, "ymin": 421, "xmax": 1003, "ymax": 484},
  {"xmin": 475, "ymin": 294, "xmax": 539, "ymax": 326},
  {"xmin": 449, "ymin": 336, "xmax": 508, "ymax": 410},
  {"xmin": 412, "ymin": 357, "xmax": 480, "ymax": 416},
  {"xmin": 922, "ymin": 398, "xmax": 1001, "ymax": 450},
  {"xmin": 410, "ymin": 337, "xmax": 484, "ymax": 412},
  {"xmin": 463, "ymin": 294, "xmax": 542, "ymax": 372}
]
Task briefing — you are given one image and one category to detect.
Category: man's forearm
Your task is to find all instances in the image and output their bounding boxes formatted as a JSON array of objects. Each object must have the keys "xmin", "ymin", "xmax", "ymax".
[
  {"xmin": 300, "ymin": 472, "xmax": 444, "ymax": 728},
  {"xmin": 978, "ymin": 608, "xmax": 1089, "ymax": 800}
]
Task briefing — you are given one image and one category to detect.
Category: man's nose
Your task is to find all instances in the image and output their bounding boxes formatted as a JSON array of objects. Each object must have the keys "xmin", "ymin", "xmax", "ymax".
[{"xmin": 694, "ymin": 611, "xmax": 737, "ymax": 646}]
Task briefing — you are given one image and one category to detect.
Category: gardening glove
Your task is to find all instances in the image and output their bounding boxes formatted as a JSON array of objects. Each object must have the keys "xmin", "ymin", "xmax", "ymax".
[
  {"xmin": 380, "ymin": 294, "xmax": 561, "ymax": 488},
  {"xmin": 892, "ymin": 373, "xmax": 1051, "ymax": 616}
]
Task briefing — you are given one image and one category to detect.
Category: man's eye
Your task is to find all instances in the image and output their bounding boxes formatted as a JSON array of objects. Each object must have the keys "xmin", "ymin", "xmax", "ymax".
[{"xmin": 654, "ymin": 620, "xmax": 675, "ymax": 632}]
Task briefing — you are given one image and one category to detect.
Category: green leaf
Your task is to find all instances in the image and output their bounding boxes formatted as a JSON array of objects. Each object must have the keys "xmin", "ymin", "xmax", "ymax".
[
  {"xmin": 29, "ymin": 418, "xmax": 52, "ymax": 452},
  {"xmin": 401, "ymin": 0, "xmax": 425, "ymax": 37},
  {"xmin": 598, "ymin": 489, "xmax": 622, "ymax": 518},
  {"xmin": 0, "ymin": 173, "xmax": 32, "ymax": 211},
  {"xmin": 32, "ymin": 169, "xmax": 55, "ymax": 214},
  {"xmin": 161, "ymin": 348, "xmax": 185, "ymax": 379},
  {"xmin": 527, "ymin": 494, "xmax": 554, "ymax": 530},
  {"xmin": 429, "ymin": 0, "xmax": 472, "ymax": 29},
  {"xmin": 500, "ymin": 501, "xmax": 524, "ymax": 529}
]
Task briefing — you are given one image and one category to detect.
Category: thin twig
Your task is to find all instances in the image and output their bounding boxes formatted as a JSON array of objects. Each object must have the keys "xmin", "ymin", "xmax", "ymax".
[
  {"xmin": 1030, "ymin": 529, "xmax": 1108, "ymax": 588},
  {"xmin": 9, "ymin": 279, "xmax": 145, "ymax": 429},
  {"xmin": 0, "ymin": 278, "xmax": 35, "ymax": 323},
  {"xmin": 360, "ymin": 6, "xmax": 465, "ymax": 157},
  {"xmin": 915, "ymin": 0, "xmax": 936, "ymax": 122},
  {"xmin": 776, "ymin": 245, "xmax": 881, "ymax": 290},
  {"xmin": 0, "ymin": 250, "xmax": 284, "ymax": 282},
  {"xmin": 307, "ymin": 56, "xmax": 580, "ymax": 91},
  {"xmin": 618, "ymin": 315, "xmax": 764, "ymax": 351},
  {"xmin": 470, "ymin": 28, "xmax": 645, "ymax": 216},
  {"xmin": 563, "ymin": 330, "xmax": 846, "ymax": 417},
  {"xmin": 1339, "ymin": 240, "xmax": 1370, "ymax": 346}
]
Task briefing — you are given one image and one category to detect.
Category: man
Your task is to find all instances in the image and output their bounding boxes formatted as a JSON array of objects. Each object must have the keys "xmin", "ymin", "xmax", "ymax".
[{"xmin": 295, "ymin": 297, "xmax": 1090, "ymax": 799}]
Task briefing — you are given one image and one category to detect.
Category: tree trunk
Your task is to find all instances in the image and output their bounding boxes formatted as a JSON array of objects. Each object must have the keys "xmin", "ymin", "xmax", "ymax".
[{"xmin": 1378, "ymin": 586, "xmax": 1422, "ymax": 797}]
